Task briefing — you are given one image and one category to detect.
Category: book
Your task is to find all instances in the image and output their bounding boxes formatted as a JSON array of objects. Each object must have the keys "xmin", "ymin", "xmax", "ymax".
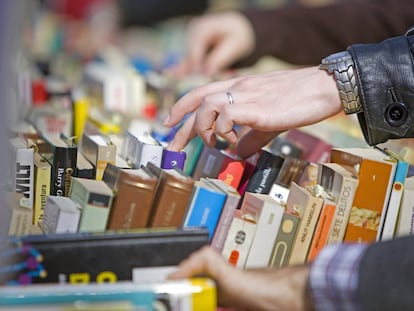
[
  {"xmin": 40, "ymin": 196, "xmax": 81, "ymax": 234},
  {"xmin": 285, "ymin": 128, "xmax": 332, "ymax": 163},
  {"xmin": 161, "ymin": 149, "xmax": 186, "ymax": 170},
  {"xmin": 183, "ymin": 178, "xmax": 227, "ymax": 240},
  {"xmin": 69, "ymin": 177, "xmax": 114, "ymax": 232},
  {"xmin": 221, "ymin": 210, "xmax": 257, "ymax": 268},
  {"xmin": 72, "ymin": 91, "xmax": 89, "ymax": 143},
  {"xmin": 8, "ymin": 136, "xmax": 35, "ymax": 210},
  {"xmin": 107, "ymin": 167, "xmax": 157, "ymax": 230},
  {"xmin": 3, "ymin": 228, "xmax": 209, "ymax": 284},
  {"xmin": 146, "ymin": 162, "xmax": 194, "ymax": 228},
  {"xmin": 317, "ymin": 162, "xmax": 359, "ymax": 245},
  {"xmin": 330, "ymin": 147, "xmax": 397, "ymax": 242},
  {"xmin": 380, "ymin": 151, "xmax": 409, "ymax": 240},
  {"xmin": 245, "ymin": 149, "xmax": 285, "ymax": 194},
  {"xmin": 6, "ymin": 192, "xmax": 33, "ymax": 237},
  {"xmin": 287, "ymin": 182, "xmax": 324, "ymax": 265},
  {"xmin": 192, "ymin": 146, "xmax": 226, "ymax": 180},
  {"xmin": 268, "ymin": 135, "xmax": 303, "ymax": 158},
  {"xmin": 183, "ymin": 136, "xmax": 204, "ymax": 176},
  {"xmin": 43, "ymin": 135, "xmax": 77, "ymax": 197},
  {"xmin": 80, "ymin": 133, "xmax": 117, "ymax": 180},
  {"xmin": 307, "ymin": 198, "xmax": 337, "ymax": 261},
  {"xmin": 268, "ymin": 210, "xmax": 300, "ymax": 268},
  {"xmin": 395, "ymin": 176, "xmax": 414, "ymax": 237},
  {"xmin": 244, "ymin": 193, "xmax": 285, "ymax": 268},
  {"xmin": 216, "ymin": 151, "xmax": 246, "ymax": 190},
  {"xmin": 269, "ymin": 156, "xmax": 309, "ymax": 205},
  {"xmin": 76, "ymin": 151, "xmax": 95, "ymax": 179},
  {"xmin": 207, "ymin": 178, "xmax": 241, "ymax": 252},
  {"xmin": 122, "ymin": 131, "xmax": 163, "ymax": 168},
  {"xmin": 0, "ymin": 278, "xmax": 216, "ymax": 311},
  {"xmin": 33, "ymin": 152, "xmax": 51, "ymax": 226}
]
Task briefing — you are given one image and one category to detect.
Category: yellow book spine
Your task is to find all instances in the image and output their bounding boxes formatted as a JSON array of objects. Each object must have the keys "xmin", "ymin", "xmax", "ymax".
[{"xmin": 191, "ymin": 278, "xmax": 217, "ymax": 311}]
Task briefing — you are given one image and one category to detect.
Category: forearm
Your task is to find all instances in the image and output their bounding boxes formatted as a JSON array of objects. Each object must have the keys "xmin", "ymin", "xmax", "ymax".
[{"xmin": 241, "ymin": 0, "xmax": 414, "ymax": 66}]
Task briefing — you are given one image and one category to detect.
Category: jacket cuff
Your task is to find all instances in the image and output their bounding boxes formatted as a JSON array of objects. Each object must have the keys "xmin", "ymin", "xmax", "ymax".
[{"xmin": 348, "ymin": 31, "xmax": 414, "ymax": 145}]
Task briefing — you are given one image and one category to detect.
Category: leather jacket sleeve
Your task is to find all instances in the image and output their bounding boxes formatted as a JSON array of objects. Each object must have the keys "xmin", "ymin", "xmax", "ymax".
[{"xmin": 348, "ymin": 29, "xmax": 414, "ymax": 145}]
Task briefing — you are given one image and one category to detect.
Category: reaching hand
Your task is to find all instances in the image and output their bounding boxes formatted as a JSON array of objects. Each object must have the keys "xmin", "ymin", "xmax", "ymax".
[
  {"xmin": 164, "ymin": 66, "xmax": 341, "ymax": 158},
  {"xmin": 170, "ymin": 11, "xmax": 255, "ymax": 76},
  {"xmin": 168, "ymin": 246, "xmax": 315, "ymax": 311}
]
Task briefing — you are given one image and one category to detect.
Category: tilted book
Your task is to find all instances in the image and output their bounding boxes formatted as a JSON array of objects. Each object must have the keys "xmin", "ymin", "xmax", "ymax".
[
  {"xmin": 183, "ymin": 178, "xmax": 227, "ymax": 240},
  {"xmin": 245, "ymin": 149, "xmax": 285, "ymax": 195},
  {"xmin": 317, "ymin": 162, "xmax": 359, "ymax": 244},
  {"xmin": 287, "ymin": 182, "xmax": 324, "ymax": 265},
  {"xmin": 40, "ymin": 196, "xmax": 81, "ymax": 234},
  {"xmin": 331, "ymin": 147, "xmax": 397, "ymax": 242},
  {"xmin": 216, "ymin": 151, "xmax": 246, "ymax": 190},
  {"xmin": 192, "ymin": 146, "xmax": 226, "ymax": 180},
  {"xmin": 395, "ymin": 176, "xmax": 414, "ymax": 237},
  {"xmin": 107, "ymin": 167, "xmax": 157, "ymax": 230},
  {"xmin": 208, "ymin": 178, "xmax": 241, "ymax": 252},
  {"xmin": 146, "ymin": 162, "xmax": 195, "ymax": 228}
]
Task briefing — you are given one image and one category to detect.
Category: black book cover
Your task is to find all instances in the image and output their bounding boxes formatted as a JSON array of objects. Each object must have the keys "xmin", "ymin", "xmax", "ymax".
[
  {"xmin": 2, "ymin": 227, "xmax": 209, "ymax": 285},
  {"xmin": 245, "ymin": 149, "xmax": 285, "ymax": 194}
]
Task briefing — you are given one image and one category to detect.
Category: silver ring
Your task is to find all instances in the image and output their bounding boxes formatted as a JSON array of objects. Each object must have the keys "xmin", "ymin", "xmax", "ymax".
[{"xmin": 226, "ymin": 91, "xmax": 234, "ymax": 105}]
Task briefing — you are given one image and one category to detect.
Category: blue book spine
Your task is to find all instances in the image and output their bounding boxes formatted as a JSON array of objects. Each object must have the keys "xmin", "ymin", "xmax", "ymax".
[{"xmin": 184, "ymin": 188, "xmax": 226, "ymax": 240}]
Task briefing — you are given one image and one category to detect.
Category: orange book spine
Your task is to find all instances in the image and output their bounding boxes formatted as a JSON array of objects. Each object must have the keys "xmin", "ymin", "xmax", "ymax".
[{"xmin": 307, "ymin": 201, "xmax": 336, "ymax": 261}]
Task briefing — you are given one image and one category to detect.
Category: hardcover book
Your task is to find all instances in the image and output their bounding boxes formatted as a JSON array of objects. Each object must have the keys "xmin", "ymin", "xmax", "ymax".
[
  {"xmin": 183, "ymin": 136, "xmax": 204, "ymax": 176},
  {"xmin": 3, "ymin": 228, "xmax": 209, "ymax": 284},
  {"xmin": 192, "ymin": 146, "xmax": 226, "ymax": 180},
  {"xmin": 330, "ymin": 147, "xmax": 397, "ymax": 242},
  {"xmin": 69, "ymin": 177, "xmax": 114, "ymax": 232},
  {"xmin": 244, "ymin": 193, "xmax": 285, "ymax": 268},
  {"xmin": 183, "ymin": 178, "xmax": 227, "ymax": 240},
  {"xmin": 146, "ymin": 162, "xmax": 195, "ymax": 228},
  {"xmin": 76, "ymin": 151, "xmax": 95, "ymax": 179},
  {"xmin": 6, "ymin": 192, "xmax": 33, "ymax": 237},
  {"xmin": 107, "ymin": 167, "xmax": 157, "ymax": 230},
  {"xmin": 122, "ymin": 131, "xmax": 163, "ymax": 168},
  {"xmin": 217, "ymin": 151, "xmax": 246, "ymax": 190}
]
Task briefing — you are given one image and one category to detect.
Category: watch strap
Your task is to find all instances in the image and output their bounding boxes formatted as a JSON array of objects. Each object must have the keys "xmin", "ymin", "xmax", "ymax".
[{"xmin": 320, "ymin": 51, "xmax": 363, "ymax": 115}]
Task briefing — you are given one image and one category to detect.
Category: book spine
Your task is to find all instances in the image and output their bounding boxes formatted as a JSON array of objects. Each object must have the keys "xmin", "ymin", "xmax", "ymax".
[
  {"xmin": 288, "ymin": 199, "xmax": 323, "ymax": 265},
  {"xmin": 161, "ymin": 149, "xmax": 186, "ymax": 170},
  {"xmin": 139, "ymin": 143, "xmax": 163, "ymax": 168},
  {"xmin": 33, "ymin": 155, "xmax": 51, "ymax": 226},
  {"xmin": 210, "ymin": 196, "xmax": 241, "ymax": 252},
  {"xmin": 269, "ymin": 212, "xmax": 300, "ymax": 268},
  {"xmin": 15, "ymin": 148, "xmax": 35, "ymax": 210},
  {"xmin": 381, "ymin": 161, "xmax": 409, "ymax": 240},
  {"xmin": 307, "ymin": 201, "xmax": 336, "ymax": 261},
  {"xmin": 221, "ymin": 213, "xmax": 257, "ymax": 268},
  {"xmin": 183, "ymin": 188, "xmax": 226, "ymax": 240},
  {"xmin": 192, "ymin": 147, "xmax": 225, "ymax": 180},
  {"xmin": 327, "ymin": 176, "xmax": 359, "ymax": 244},
  {"xmin": 51, "ymin": 147, "xmax": 77, "ymax": 197},
  {"xmin": 96, "ymin": 145, "xmax": 116, "ymax": 181},
  {"xmin": 183, "ymin": 136, "xmax": 204, "ymax": 176}
]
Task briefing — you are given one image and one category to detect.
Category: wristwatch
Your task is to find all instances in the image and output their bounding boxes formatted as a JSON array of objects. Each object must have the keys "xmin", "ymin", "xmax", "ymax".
[{"xmin": 319, "ymin": 51, "xmax": 363, "ymax": 115}]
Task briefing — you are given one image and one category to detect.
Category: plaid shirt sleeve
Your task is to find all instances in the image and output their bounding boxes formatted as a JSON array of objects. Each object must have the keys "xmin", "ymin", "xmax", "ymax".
[{"xmin": 309, "ymin": 243, "xmax": 369, "ymax": 311}]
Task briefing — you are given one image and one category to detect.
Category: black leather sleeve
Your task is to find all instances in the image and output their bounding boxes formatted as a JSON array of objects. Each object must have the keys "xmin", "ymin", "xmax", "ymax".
[
  {"xmin": 348, "ymin": 30, "xmax": 414, "ymax": 145},
  {"xmin": 357, "ymin": 235, "xmax": 414, "ymax": 311}
]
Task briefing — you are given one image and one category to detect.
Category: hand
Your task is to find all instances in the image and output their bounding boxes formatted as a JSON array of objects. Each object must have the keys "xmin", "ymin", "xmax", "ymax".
[
  {"xmin": 170, "ymin": 11, "xmax": 255, "ymax": 76},
  {"xmin": 168, "ymin": 246, "xmax": 315, "ymax": 311},
  {"xmin": 164, "ymin": 66, "xmax": 341, "ymax": 158}
]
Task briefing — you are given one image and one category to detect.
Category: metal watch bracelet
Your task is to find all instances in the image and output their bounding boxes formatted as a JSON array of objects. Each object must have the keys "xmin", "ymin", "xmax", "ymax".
[{"xmin": 319, "ymin": 51, "xmax": 363, "ymax": 115}]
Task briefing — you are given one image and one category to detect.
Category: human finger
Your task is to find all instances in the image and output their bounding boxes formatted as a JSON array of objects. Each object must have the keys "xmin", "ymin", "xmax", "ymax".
[
  {"xmin": 236, "ymin": 129, "xmax": 283, "ymax": 159},
  {"xmin": 167, "ymin": 113, "xmax": 197, "ymax": 151}
]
